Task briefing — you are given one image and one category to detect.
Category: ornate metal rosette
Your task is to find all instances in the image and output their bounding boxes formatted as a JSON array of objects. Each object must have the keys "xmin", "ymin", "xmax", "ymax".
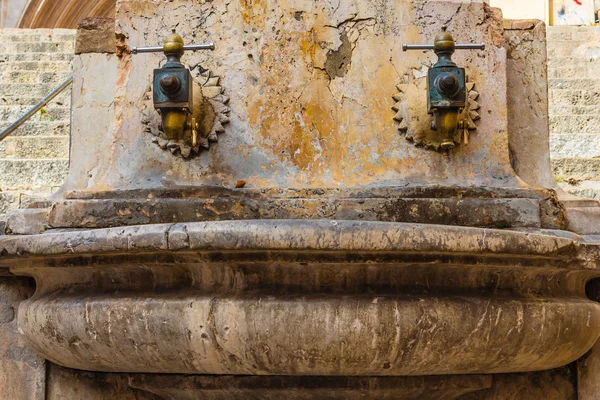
[
  {"xmin": 142, "ymin": 69, "xmax": 230, "ymax": 159},
  {"xmin": 391, "ymin": 73, "xmax": 480, "ymax": 148}
]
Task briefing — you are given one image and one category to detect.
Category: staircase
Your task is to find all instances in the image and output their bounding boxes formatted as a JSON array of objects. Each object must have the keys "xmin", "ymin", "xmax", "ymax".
[
  {"xmin": 548, "ymin": 26, "xmax": 600, "ymax": 200},
  {"xmin": 0, "ymin": 28, "xmax": 75, "ymax": 216}
]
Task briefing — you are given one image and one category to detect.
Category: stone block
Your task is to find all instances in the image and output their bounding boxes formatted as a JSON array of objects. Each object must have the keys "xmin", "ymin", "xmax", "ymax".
[
  {"xmin": 0, "ymin": 52, "xmax": 73, "ymax": 63},
  {"xmin": 553, "ymin": 158, "xmax": 600, "ymax": 181},
  {"xmin": 581, "ymin": 90, "xmax": 600, "ymax": 105},
  {"xmin": 549, "ymin": 64, "xmax": 592, "ymax": 79},
  {"xmin": 1, "ymin": 83, "xmax": 70, "ymax": 99},
  {"xmin": 0, "ymin": 160, "xmax": 69, "ymax": 190},
  {"xmin": 0, "ymin": 91, "xmax": 70, "ymax": 107},
  {"xmin": 551, "ymin": 105, "xmax": 600, "ymax": 116},
  {"xmin": 550, "ymin": 115, "xmax": 600, "ymax": 134},
  {"xmin": 0, "ymin": 137, "xmax": 70, "ymax": 159},
  {"xmin": 76, "ymin": 18, "xmax": 116, "ymax": 54},
  {"xmin": 550, "ymin": 78, "xmax": 600, "ymax": 91},
  {"xmin": 549, "ymin": 90, "xmax": 583, "ymax": 106},
  {"xmin": 0, "ymin": 28, "xmax": 75, "ymax": 43},
  {"xmin": 0, "ymin": 41, "xmax": 74, "ymax": 54},
  {"xmin": 0, "ymin": 192, "xmax": 19, "ymax": 215},
  {"xmin": 551, "ymin": 134, "xmax": 600, "ymax": 159},
  {"xmin": 0, "ymin": 105, "xmax": 70, "ymax": 122},
  {"xmin": 506, "ymin": 19, "xmax": 538, "ymax": 30},
  {"xmin": 5, "ymin": 208, "xmax": 50, "ymax": 235},
  {"xmin": 0, "ymin": 121, "xmax": 70, "ymax": 137},
  {"xmin": 2, "ymin": 61, "xmax": 73, "ymax": 73},
  {"xmin": 565, "ymin": 207, "xmax": 600, "ymax": 235}
]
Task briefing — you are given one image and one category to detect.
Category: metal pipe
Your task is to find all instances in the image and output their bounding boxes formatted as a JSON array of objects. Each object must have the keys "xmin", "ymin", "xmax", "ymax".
[
  {"xmin": 403, "ymin": 43, "xmax": 486, "ymax": 51},
  {"xmin": 0, "ymin": 75, "xmax": 73, "ymax": 142},
  {"xmin": 132, "ymin": 43, "xmax": 215, "ymax": 54}
]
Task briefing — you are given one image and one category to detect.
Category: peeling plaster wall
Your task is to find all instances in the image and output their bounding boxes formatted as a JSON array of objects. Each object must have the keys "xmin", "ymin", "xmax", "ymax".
[{"xmin": 70, "ymin": 0, "xmax": 522, "ymax": 193}]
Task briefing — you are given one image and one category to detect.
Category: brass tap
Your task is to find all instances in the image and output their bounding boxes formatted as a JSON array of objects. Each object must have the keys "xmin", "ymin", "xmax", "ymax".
[
  {"xmin": 403, "ymin": 26, "xmax": 485, "ymax": 150},
  {"xmin": 133, "ymin": 30, "xmax": 215, "ymax": 142}
]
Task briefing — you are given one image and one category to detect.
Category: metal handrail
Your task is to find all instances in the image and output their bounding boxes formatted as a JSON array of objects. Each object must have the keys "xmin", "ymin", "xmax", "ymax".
[{"xmin": 0, "ymin": 75, "xmax": 73, "ymax": 142}]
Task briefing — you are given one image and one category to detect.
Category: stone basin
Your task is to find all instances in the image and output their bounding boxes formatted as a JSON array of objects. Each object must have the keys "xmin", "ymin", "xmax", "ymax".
[{"xmin": 1, "ymin": 220, "xmax": 599, "ymax": 376}]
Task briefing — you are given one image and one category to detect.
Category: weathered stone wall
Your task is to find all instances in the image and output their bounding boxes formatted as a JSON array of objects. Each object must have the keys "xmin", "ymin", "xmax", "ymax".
[
  {"xmin": 0, "ymin": 28, "xmax": 75, "ymax": 215},
  {"xmin": 1, "ymin": 25, "xmax": 600, "ymax": 218},
  {"xmin": 548, "ymin": 26, "xmax": 600, "ymax": 199}
]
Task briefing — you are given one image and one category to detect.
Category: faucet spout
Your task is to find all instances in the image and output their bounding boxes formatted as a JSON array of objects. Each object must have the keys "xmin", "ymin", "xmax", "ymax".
[
  {"xmin": 160, "ymin": 109, "xmax": 189, "ymax": 141},
  {"xmin": 433, "ymin": 108, "xmax": 460, "ymax": 150},
  {"xmin": 402, "ymin": 25, "xmax": 485, "ymax": 151}
]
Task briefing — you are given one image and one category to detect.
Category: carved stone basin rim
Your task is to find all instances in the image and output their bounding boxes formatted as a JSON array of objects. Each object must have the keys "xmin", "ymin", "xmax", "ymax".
[
  {"xmin": 0, "ymin": 220, "xmax": 587, "ymax": 261},
  {"xmin": 2, "ymin": 220, "xmax": 600, "ymax": 376}
]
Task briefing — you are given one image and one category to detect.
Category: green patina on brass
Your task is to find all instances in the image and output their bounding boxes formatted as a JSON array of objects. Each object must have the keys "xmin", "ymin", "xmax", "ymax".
[
  {"xmin": 132, "ymin": 29, "xmax": 217, "ymax": 145},
  {"xmin": 404, "ymin": 25, "xmax": 485, "ymax": 150}
]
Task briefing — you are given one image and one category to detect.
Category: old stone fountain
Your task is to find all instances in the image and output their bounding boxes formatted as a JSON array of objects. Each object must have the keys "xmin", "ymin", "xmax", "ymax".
[{"xmin": 2, "ymin": 0, "xmax": 600, "ymax": 398}]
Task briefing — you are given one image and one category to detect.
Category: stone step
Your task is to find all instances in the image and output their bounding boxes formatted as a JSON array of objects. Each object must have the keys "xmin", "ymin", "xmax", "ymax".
[
  {"xmin": 553, "ymin": 158, "xmax": 600, "ymax": 181},
  {"xmin": 0, "ymin": 91, "xmax": 71, "ymax": 107},
  {"xmin": 548, "ymin": 47, "xmax": 582, "ymax": 58},
  {"xmin": 0, "ymin": 105, "xmax": 70, "ymax": 122},
  {"xmin": 549, "ymin": 90, "xmax": 600, "ymax": 107},
  {"xmin": 0, "ymin": 70, "xmax": 72, "ymax": 84},
  {"xmin": 1, "ymin": 61, "xmax": 73, "ymax": 72},
  {"xmin": 0, "ymin": 83, "xmax": 73, "ymax": 99},
  {"xmin": 550, "ymin": 105, "xmax": 600, "ymax": 116},
  {"xmin": 0, "ymin": 188, "xmax": 59, "ymax": 217},
  {"xmin": 549, "ymin": 78, "xmax": 600, "ymax": 91},
  {"xmin": 548, "ymin": 64, "xmax": 599, "ymax": 79},
  {"xmin": 0, "ymin": 52, "xmax": 74, "ymax": 62},
  {"xmin": 0, "ymin": 136, "xmax": 69, "ymax": 159},
  {"xmin": 547, "ymin": 26, "xmax": 600, "ymax": 42},
  {"xmin": 0, "ymin": 42, "xmax": 74, "ymax": 54},
  {"xmin": 551, "ymin": 134, "xmax": 600, "ymax": 159},
  {"xmin": 559, "ymin": 180, "xmax": 600, "ymax": 201},
  {"xmin": 0, "ymin": 121, "xmax": 70, "ymax": 137},
  {"xmin": 550, "ymin": 115, "xmax": 600, "ymax": 134},
  {"xmin": 547, "ymin": 56, "xmax": 594, "ymax": 67},
  {"xmin": 0, "ymin": 159, "xmax": 69, "ymax": 190},
  {"xmin": 0, "ymin": 29, "xmax": 75, "ymax": 44}
]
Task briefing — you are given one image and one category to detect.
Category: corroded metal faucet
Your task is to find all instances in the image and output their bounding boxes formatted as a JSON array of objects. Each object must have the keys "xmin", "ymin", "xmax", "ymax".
[
  {"xmin": 403, "ymin": 26, "xmax": 485, "ymax": 150},
  {"xmin": 133, "ymin": 29, "xmax": 215, "ymax": 144}
]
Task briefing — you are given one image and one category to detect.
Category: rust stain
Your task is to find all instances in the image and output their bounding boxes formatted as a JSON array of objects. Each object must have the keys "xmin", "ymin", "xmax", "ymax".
[{"xmin": 239, "ymin": 0, "xmax": 267, "ymax": 28}]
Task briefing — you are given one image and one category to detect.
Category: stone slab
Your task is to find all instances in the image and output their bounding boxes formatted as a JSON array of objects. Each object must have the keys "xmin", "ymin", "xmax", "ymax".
[
  {"xmin": 46, "ymin": 196, "xmax": 543, "ymax": 230},
  {"xmin": 566, "ymin": 207, "xmax": 600, "ymax": 235},
  {"xmin": 5, "ymin": 208, "xmax": 50, "ymax": 235}
]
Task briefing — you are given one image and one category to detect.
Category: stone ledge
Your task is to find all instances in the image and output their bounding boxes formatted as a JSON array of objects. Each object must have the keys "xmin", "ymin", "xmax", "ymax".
[{"xmin": 0, "ymin": 220, "xmax": 581, "ymax": 261}]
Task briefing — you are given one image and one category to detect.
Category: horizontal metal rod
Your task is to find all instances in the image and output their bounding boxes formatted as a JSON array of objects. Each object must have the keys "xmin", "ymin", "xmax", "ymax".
[
  {"xmin": 403, "ymin": 43, "xmax": 486, "ymax": 51},
  {"xmin": 132, "ymin": 42, "xmax": 215, "ymax": 54},
  {"xmin": 0, "ymin": 75, "xmax": 73, "ymax": 142}
]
